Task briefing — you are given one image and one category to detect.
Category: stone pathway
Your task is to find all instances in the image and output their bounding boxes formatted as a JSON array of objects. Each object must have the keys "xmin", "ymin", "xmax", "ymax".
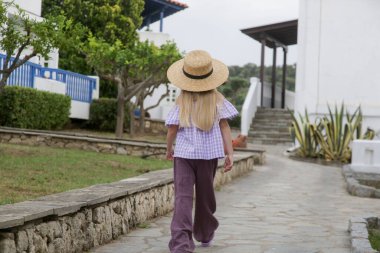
[{"xmin": 91, "ymin": 147, "xmax": 380, "ymax": 253}]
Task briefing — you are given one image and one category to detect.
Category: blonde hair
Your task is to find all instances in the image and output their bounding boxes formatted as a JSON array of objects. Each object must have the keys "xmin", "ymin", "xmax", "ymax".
[{"xmin": 177, "ymin": 89, "xmax": 224, "ymax": 131}]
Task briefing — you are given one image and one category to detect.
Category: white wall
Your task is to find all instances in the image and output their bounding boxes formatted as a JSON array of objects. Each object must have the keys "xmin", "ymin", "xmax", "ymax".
[
  {"xmin": 139, "ymin": 31, "xmax": 171, "ymax": 46},
  {"xmin": 144, "ymin": 84, "xmax": 180, "ymax": 120},
  {"xmin": 70, "ymin": 101, "xmax": 90, "ymax": 120},
  {"xmin": 12, "ymin": 0, "xmax": 42, "ymax": 17},
  {"xmin": 34, "ymin": 77, "xmax": 66, "ymax": 94},
  {"xmin": 261, "ymin": 82, "xmax": 295, "ymax": 110},
  {"xmin": 295, "ymin": 0, "xmax": 380, "ymax": 133}
]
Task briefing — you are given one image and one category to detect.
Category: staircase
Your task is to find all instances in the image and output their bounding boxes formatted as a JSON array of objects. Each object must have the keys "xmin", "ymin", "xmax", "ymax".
[{"xmin": 248, "ymin": 108, "xmax": 293, "ymax": 146}]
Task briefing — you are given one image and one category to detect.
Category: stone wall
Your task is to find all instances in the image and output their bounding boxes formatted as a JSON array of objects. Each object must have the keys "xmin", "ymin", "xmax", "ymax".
[
  {"xmin": 133, "ymin": 118, "xmax": 166, "ymax": 135},
  {"xmin": 0, "ymin": 153, "xmax": 255, "ymax": 253},
  {"xmin": 0, "ymin": 127, "xmax": 266, "ymax": 163},
  {"xmin": 348, "ymin": 216, "xmax": 379, "ymax": 253},
  {"xmin": 343, "ymin": 165, "xmax": 380, "ymax": 198},
  {"xmin": 0, "ymin": 127, "xmax": 167, "ymax": 159}
]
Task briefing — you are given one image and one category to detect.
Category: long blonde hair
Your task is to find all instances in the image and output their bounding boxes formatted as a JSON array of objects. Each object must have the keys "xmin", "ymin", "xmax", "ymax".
[{"xmin": 176, "ymin": 89, "xmax": 224, "ymax": 131}]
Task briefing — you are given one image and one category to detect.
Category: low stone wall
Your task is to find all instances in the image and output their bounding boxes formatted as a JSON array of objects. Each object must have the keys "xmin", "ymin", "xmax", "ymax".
[
  {"xmin": 348, "ymin": 216, "xmax": 379, "ymax": 253},
  {"xmin": 0, "ymin": 127, "xmax": 167, "ymax": 159},
  {"xmin": 0, "ymin": 152, "xmax": 255, "ymax": 253},
  {"xmin": 133, "ymin": 118, "xmax": 166, "ymax": 135},
  {"xmin": 343, "ymin": 166, "xmax": 380, "ymax": 198},
  {"xmin": 0, "ymin": 127, "xmax": 266, "ymax": 163}
]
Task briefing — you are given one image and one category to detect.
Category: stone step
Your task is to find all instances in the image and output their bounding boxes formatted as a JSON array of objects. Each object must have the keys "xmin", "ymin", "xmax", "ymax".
[
  {"xmin": 249, "ymin": 131, "xmax": 291, "ymax": 139},
  {"xmin": 255, "ymin": 110, "xmax": 292, "ymax": 115},
  {"xmin": 253, "ymin": 114, "xmax": 292, "ymax": 121},
  {"xmin": 257, "ymin": 108, "xmax": 293, "ymax": 113},
  {"xmin": 248, "ymin": 137, "xmax": 293, "ymax": 146},
  {"xmin": 250, "ymin": 125, "xmax": 290, "ymax": 133},
  {"xmin": 252, "ymin": 119, "xmax": 292, "ymax": 126}
]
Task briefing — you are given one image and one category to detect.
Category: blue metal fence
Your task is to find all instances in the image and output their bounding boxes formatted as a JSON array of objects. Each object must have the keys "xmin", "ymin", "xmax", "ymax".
[{"xmin": 0, "ymin": 53, "xmax": 96, "ymax": 103}]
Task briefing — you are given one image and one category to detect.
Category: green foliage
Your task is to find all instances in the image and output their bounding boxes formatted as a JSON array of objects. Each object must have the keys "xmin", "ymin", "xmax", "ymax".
[
  {"xmin": 289, "ymin": 109, "xmax": 320, "ymax": 158},
  {"xmin": 88, "ymin": 98, "xmax": 130, "ymax": 131},
  {"xmin": 41, "ymin": 0, "xmax": 145, "ymax": 74},
  {"xmin": 290, "ymin": 104, "xmax": 375, "ymax": 163},
  {"xmin": 0, "ymin": 86, "xmax": 70, "ymax": 130},
  {"xmin": 0, "ymin": 1, "xmax": 82, "ymax": 90},
  {"xmin": 369, "ymin": 228, "xmax": 380, "ymax": 251},
  {"xmin": 226, "ymin": 63, "xmax": 297, "ymax": 91},
  {"xmin": 85, "ymin": 38, "xmax": 181, "ymax": 136},
  {"xmin": 85, "ymin": 38, "xmax": 181, "ymax": 86},
  {"xmin": 228, "ymin": 115, "xmax": 241, "ymax": 129}
]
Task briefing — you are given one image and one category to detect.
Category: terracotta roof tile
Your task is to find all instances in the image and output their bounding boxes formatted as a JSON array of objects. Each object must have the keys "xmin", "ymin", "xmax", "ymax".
[{"xmin": 165, "ymin": 0, "xmax": 188, "ymax": 8}]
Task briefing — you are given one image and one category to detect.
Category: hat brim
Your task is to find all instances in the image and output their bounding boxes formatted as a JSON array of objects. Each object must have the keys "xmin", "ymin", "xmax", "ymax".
[{"xmin": 167, "ymin": 58, "xmax": 229, "ymax": 92}]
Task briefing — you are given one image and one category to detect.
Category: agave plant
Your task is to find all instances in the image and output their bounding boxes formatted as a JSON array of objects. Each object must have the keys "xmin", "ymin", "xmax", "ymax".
[
  {"xmin": 311, "ymin": 104, "xmax": 374, "ymax": 163},
  {"xmin": 289, "ymin": 109, "xmax": 320, "ymax": 158}
]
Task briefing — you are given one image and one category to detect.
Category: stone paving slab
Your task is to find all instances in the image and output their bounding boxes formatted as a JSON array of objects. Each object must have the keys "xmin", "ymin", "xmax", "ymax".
[{"xmin": 91, "ymin": 148, "xmax": 380, "ymax": 253}]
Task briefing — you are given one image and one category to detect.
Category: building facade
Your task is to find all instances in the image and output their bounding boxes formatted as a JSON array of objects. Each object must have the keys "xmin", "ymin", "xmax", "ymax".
[{"xmin": 295, "ymin": 0, "xmax": 380, "ymax": 133}]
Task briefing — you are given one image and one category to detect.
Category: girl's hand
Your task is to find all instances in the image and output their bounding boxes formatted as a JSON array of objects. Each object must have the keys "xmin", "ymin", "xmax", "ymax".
[
  {"xmin": 224, "ymin": 154, "xmax": 233, "ymax": 172},
  {"xmin": 166, "ymin": 149, "xmax": 174, "ymax": 160}
]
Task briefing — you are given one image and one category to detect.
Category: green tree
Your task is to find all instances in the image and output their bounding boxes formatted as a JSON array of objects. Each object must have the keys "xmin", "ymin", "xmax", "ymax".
[
  {"xmin": 41, "ymin": 0, "xmax": 145, "ymax": 74},
  {"xmin": 85, "ymin": 38, "xmax": 181, "ymax": 137},
  {"xmin": 0, "ymin": 1, "xmax": 82, "ymax": 92}
]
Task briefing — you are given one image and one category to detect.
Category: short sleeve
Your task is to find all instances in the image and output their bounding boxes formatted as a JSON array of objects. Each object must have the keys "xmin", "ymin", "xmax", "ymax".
[
  {"xmin": 218, "ymin": 99, "xmax": 239, "ymax": 120},
  {"xmin": 165, "ymin": 106, "xmax": 179, "ymax": 126}
]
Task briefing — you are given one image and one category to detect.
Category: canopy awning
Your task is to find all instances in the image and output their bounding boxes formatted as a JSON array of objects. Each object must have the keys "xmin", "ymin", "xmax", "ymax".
[
  {"xmin": 241, "ymin": 19, "xmax": 298, "ymax": 48},
  {"xmin": 240, "ymin": 19, "xmax": 298, "ymax": 108},
  {"xmin": 141, "ymin": 0, "xmax": 188, "ymax": 31}
]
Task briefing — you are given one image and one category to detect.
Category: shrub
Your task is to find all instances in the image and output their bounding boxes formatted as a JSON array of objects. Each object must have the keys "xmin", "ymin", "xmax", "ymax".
[
  {"xmin": 87, "ymin": 98, "xmax": 129, "ymax": 131},
  {"xmin": 228, "ymin": 114, "xmax": 241, "ymax": 129},
  {"xmin": 290, "ymin": 104, "xmax": 375, "ymax": 163},
  {"xmin": 0, "ymin": 86, "xmax": 71, "ymax": 130}
]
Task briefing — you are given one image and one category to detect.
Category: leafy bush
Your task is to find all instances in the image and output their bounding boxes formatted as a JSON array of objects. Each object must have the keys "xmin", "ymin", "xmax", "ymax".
[
  {"xmin": 290, "ymin": 104, "xmax": 375, "ymax": 163},
  {"xmin": 0, "ymin": 86, "xmax": 70, "ymax": 130},
  {"xmin": 87, "ymin": 98, "xmax": 129, "ymax": 131},
  {"xmin": 228, "ymin": 114, "xmax": 241, "ymax": 129},
  {"xmin": 289, "ymin": 109, "xmax": 320, "ymax": 158}
]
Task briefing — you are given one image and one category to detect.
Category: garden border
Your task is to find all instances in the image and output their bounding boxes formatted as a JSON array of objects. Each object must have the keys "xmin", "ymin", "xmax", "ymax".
[
  {"xmin": 0, "ymin": 152, "xmax": 257, "ymax": 253},
  {"xmin": 343, "ymin": 166, "xmax": 380, "ymax": 198},
  {"xmin": 348, "ymin": 216, "xmax": 379, "ymax": 253},
  {"xmin": 0, "ymin": 127, "xmax": 266, "ymax": 163}
]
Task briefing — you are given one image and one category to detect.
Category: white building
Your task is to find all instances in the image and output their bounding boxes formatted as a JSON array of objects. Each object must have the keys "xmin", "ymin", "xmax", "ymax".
[
  {"xmin": 138, "ymin": 0, "xmax": 187, "ymax": 120},
  {"xmin": 295, "ymin": 0, "xmax": 380, "ymax": 133},
  {"xmin": 241, "ymin": 0, "xmax": 380, "ymax": 134}
]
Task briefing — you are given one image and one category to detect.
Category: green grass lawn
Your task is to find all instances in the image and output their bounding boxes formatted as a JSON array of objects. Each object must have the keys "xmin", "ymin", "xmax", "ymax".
[
  {"xmin": 369, "ymin": 228, "xmax": 380, "ymax": 250},
  {"xmin": 0, "ymin": 143, "xmax": 172, "ymax": 205}
]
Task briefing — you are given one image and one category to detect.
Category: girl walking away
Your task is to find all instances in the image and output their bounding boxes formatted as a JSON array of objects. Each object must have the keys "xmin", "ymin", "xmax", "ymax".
[{"xmin": 165, "ymin": 50, "xmax": 238, "ymax": 253}]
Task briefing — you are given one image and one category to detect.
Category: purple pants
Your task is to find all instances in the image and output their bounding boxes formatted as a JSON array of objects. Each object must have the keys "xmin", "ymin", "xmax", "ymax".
[{"xmin": 168, "ymin": 157, "xmax": 219, "ymax": 253}]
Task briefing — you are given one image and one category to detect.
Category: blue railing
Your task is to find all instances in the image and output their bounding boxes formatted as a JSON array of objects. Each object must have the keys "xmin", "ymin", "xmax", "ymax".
[{"xmin": 0, "ymin": 53, "xmax": 96, "ymax": 103}]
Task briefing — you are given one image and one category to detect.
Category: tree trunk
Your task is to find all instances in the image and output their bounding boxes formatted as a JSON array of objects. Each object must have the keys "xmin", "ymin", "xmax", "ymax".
[
  {"xmin": 129, "ymin": 103, "xmax": 135, "ymax": 137},
  {"xmin": 115, "ymin": 83, "xmax": 125, "ymax": 138},
  {"xmin": 0, "ymin": 75, "xmax": 10, "ymax": 93},
  {"xmin": 139, "ymin": 93, "xmax": 145, "ymax": 134}
]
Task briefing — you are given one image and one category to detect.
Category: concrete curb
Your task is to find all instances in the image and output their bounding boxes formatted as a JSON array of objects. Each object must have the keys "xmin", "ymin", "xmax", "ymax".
[{"xmin": 348, "ymin": 216, "xmax": 379, "ymax": 253}]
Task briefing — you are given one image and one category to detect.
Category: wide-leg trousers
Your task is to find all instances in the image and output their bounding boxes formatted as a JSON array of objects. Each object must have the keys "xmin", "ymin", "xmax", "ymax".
[{"xmin": 168, "ymin": 157, "xmax": 219, "ymax": 253}]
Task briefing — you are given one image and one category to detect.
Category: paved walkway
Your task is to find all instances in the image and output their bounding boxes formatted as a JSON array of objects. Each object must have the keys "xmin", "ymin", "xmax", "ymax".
[{"xmin": 91, "ymin": 147, "xmax": 380, "ymax": 253}]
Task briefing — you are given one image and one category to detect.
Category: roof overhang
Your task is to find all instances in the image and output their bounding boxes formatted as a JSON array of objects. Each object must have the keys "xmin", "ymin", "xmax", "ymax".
[
  {"xmin": 241, "ymin": 19, "xmax": 298, "ymax": 48},
  {"xmin": 141, "ymin": 0, "xmax": 188, "ymax": 29}
]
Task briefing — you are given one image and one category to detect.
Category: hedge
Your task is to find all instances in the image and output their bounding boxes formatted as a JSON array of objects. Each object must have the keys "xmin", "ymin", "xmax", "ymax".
[
  {"xmin": 0, "ymin": 86, "xmax": 71, "ymax": 130},
  {"xmin": 87, "ymin": 98, "xmax": 130, "ymax": 131}
]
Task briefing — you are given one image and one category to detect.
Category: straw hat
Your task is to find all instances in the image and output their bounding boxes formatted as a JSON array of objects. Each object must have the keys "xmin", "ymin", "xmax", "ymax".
[{"xmin": 167, "ymin": 50, "xmax": 229, "ymax": 92}]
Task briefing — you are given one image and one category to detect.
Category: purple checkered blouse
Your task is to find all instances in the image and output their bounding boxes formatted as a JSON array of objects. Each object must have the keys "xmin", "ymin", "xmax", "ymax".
[{"xmin": 165, "ymin": 99, "xmax": 238, "ymax": 160}]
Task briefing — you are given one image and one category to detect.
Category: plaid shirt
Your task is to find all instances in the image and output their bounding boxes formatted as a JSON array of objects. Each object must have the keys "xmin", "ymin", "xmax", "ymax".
[{"xmin": 165, "ymin": 99, "xmax": 238, "ymax": 160}]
